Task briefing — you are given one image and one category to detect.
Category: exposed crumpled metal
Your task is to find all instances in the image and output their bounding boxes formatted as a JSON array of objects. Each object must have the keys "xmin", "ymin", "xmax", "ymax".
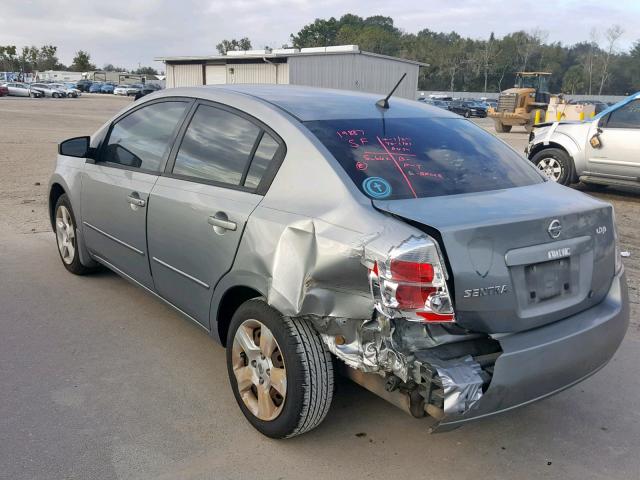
[
  {"xmin": 313, "ymin": 315, "xmax": 411, "ymax": 381},
  {"xmin": 428, "ymin": 355, "xmax": 484, "ymax": 415}
]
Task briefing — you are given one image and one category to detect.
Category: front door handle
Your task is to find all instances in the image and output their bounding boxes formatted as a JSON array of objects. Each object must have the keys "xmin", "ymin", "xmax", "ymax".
[
  {"xmin": 208, "ymin": 214, "xmax": 237, "ymax": 232},
  {"xmin": 127, "ymin": 193, "xmax": 146, "ymax": 208}
]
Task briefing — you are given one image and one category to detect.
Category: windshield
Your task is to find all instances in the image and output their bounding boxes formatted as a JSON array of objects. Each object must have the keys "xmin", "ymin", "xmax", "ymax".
[
  {"xmin": 305, "ymin": 117, "xmax": 543, "ymax": 200},
  {"xmin": 594, "ymin": 92, "xmax": 640, "ymax": 120},
  {"xmin": 516, "ymin": 75, "xmax": 549, "ymax": 92}
]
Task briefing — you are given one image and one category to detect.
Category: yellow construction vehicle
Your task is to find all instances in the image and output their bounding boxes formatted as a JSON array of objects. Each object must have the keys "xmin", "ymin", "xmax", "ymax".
[{"xmin": 488, "ymin": 72, "xmax": 552, "ymax": 133}]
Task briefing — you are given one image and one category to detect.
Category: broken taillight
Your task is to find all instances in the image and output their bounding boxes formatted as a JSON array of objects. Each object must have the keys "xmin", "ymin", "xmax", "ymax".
[{"xmin": 368, "ymin": 236, "xmax": 455, "ymax": 323}]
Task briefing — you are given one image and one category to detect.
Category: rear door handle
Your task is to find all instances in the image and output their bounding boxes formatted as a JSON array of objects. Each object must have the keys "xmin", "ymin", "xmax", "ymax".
[
  {"xmin": 127, "ymin": 193, "xmax": 146, "ymax": 207},
  {"xmin": 208, "ymin": 214, "xmax": 237, "ymax": 231}
]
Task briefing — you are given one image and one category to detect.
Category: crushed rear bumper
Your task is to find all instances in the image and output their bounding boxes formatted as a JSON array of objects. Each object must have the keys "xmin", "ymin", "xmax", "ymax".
[{"xmin": 433, "ymin": 270, "xmax": 629, "ymax": 432}]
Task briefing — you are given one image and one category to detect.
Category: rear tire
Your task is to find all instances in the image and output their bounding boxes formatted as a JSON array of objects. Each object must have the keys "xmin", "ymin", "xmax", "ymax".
[
  {"xmin": 464, "ymin": 110, "xmax": 471, "ymax": 118},
  {"xmin": 494, "ymin": 121, "xmax": 512, "ymax": 133},
  {"xmin": 226, "ymin": 299, "xmax": 334, "ymax": 438},
  {"xmin": 531, "ymin": 148, "xmax": 574, "ymax": 185}
]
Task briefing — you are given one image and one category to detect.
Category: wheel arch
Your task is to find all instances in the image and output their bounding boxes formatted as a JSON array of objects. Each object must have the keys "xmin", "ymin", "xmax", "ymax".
[
  {"xmin": 48, "ymin": 182, "xmax": 67, "ymax": 231},
  {"xmin": 211, "ymin": 273, "xmax": 269, "ymax": 346},
  {"xmin": 48, "ymin": 176, "xmax": 98, "ymax": 268},
  {"xmin": 528, "ymin": 141, "xmax": 579, "ymax": 183}
]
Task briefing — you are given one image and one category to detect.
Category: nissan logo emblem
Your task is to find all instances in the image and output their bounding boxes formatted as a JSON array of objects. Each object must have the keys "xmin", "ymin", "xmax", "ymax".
[{"xmin": 548, "ymin": 219, "xmax": 562, "ymax": 239}]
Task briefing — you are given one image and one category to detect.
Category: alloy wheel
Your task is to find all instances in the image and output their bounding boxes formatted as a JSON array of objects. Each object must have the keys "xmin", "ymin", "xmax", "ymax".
[
  {"xmin": 55, "ymin": 205, "xmax": 76, "ymax": 264},
  {"xmin": 537, "ymin": 157, "xmax": 563, "ymax": 182},
  {"xmin": 232, "ymin": 319, "xmax": 287, "ymax": 421}
]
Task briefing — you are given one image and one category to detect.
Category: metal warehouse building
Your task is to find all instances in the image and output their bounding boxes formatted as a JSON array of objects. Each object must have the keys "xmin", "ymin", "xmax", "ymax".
[{"xmin": 155, "ymin": 45, "xmax": 424, "ymax": 99}]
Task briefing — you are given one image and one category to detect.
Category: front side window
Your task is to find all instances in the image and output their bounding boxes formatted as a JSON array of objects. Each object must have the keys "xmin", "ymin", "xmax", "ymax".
[
  {"xmin": 173, "ymin": 105, "xmax": 261, "ymax": 186},
  {"xmin": 305, "ymin": 117, "xmax": 543, "ymax": 200},
  {"xmin": 101, "ymin": 101, "xmax": 188, "ymax": 172},
  {"xmin": 606, "ymin": 100, "xmax": 640, "ymax": 129}
]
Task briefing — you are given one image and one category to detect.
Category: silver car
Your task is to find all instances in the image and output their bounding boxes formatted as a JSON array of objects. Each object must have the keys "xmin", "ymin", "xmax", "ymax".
[
  {"xmin": 30, "ymin": 82, "xmax": 67, "ymax": 98},
  {"xmin": 527, "ymin": 92, "xmax": 640, "ymax": 187},
  {"xmin": 48, "ymin": 85, "xmax": 629, "ymax": 438},
  {"xmin": 2, "ymin": 82, "xmax": 34, "ymax": 97}
]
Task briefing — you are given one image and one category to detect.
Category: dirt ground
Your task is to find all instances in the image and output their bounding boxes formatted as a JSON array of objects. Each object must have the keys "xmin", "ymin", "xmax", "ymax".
[{"xmin": 0, "ymin": 94, "xmax": 638, "ymax": 335}]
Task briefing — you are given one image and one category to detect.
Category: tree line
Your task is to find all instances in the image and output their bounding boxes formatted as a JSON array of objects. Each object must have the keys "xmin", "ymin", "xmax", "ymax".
[
  {"xmin": 0, "ymin": 46, "xmax": 158, "ymax": 76},
  {"xmin": 218, "ymin": 14, "xmax": 640, "ymax": 96}
]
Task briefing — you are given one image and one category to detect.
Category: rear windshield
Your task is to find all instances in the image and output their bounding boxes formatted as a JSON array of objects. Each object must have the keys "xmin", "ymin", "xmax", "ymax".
[{"xmin": 305, "ymin": 117, "xmax": 543, "ymax": 200}]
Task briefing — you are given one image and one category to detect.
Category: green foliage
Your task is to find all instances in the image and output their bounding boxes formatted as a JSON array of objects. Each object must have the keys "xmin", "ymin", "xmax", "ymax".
[
  {"xmin": 563, "ymin": 65, "xmax": 585, "ymax": 94},
  {"xmin": 103, "ymin": 64, "xmax": 127, "ymax": 72},
  {"xmin": 134, "ymin": 66, "xmax": 159, "ymax": 75},
  {"xmin": 70, "ymin": 50, "xmax": 96, "ymax": 72},
  {"xmin": 287, "ymin": 16, "xmax": 639, "ymax": 95},
  {"xmin": 216, "ymin": 37, "xmax": 252, "ymax": 54},
  {"xmin": 2, "ymin": 44, "xmax": 66, "ymax": 72},
  {"xmin": 0, "ymin": 45, "xmax": 19, "ymax": 71}
]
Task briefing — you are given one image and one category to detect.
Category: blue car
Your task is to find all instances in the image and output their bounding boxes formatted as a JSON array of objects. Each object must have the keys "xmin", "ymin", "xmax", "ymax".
[
  {"xmin": 101, "ymin": 83, "xmax": 116, "ymax": 94},
  {"xmin": 89, "ymin": 82, "xmax": 104, "ymax": 93}
]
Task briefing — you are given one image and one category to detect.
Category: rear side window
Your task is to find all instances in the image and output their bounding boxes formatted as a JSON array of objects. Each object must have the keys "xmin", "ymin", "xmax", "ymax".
[
  {"xmin": 606, "ymin": 100, "xmax": 640, "ymax": 129},
  {"xmin": 305, "ymin": 117, "xmax": 543, "ymax": 200},
  {"xmin": 102, "ymin": 101, "xmax": 188, "ymax": 172},
  {"xmin": 244, "ymin": 132, "xmax": 280, "ymax": 189},
  {"xmin": 173, "ymin": 105, "xmax": 260, "ymax": 186}
]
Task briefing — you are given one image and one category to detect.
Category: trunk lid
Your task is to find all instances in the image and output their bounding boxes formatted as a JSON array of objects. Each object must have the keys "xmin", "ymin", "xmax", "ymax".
[{"xmin": 374, "ymin": 182, "xmax": 616, "ymax": 333}]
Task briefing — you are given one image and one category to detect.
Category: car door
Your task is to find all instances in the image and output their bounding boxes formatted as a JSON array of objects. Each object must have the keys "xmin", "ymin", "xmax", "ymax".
[
  {"xmin": 146, "ymin": 101, "xmax": 285, "ymax": 328},
  {"xmin": 16, "ymin": 83, "xmax": 30, "ymax": 96},
  {"xmin": 587, "ymin": 99, "xmax": 640, "ymax": 179},
  {"xmin": 81, "ymin": 98, "xmax": 192, "ymax": 289}
]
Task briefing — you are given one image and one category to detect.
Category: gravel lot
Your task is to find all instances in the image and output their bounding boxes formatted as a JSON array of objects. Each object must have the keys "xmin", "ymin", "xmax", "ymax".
[{"xmin": 1, "ymin": 95, "xmax": 639, "ymax": 479}]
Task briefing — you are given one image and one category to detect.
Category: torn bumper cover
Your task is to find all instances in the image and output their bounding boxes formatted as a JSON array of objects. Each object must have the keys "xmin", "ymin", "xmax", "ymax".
[
  {"xmin": 427, "ymin": 356, "xmax": 484, "ymax": 416},
  {"xmin": 434, "ymin": 270, "xmax": 628, "ymax": 431},
  {"xmin": 327, "ymin": 270, "xmax": 628, "ymax": 431}
]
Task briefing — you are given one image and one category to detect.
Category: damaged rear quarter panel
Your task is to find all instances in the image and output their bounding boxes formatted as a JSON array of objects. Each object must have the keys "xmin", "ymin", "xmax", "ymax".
[{"xmin": 209, "ymin": 111, "xmax": 427, "ymax": 334}]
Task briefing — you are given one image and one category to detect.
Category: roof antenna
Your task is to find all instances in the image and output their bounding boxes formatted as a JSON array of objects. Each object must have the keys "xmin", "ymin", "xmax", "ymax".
[{"xmin": 376, "ymin": 73, "xmax": 407, "ymax": 109}]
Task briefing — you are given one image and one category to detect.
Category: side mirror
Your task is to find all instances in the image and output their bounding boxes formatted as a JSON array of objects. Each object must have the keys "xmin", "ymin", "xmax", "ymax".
[
  {"xmin": 590, "ymin": 127, "xmax": 603, "ymax": 149},
  {"xmin": 59, "ymin": 136, "xmax": 91, "ymax": 158}
]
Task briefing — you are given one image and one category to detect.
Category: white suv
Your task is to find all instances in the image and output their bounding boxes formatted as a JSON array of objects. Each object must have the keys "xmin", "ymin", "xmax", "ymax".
[{"xmin": 527, "ymin": 92, "xmax": 640, "ymax": 187}]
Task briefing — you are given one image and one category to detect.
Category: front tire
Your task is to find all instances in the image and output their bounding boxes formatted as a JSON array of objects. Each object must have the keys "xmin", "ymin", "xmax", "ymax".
[
  {"xmin": 54, "ymin": 194, "xmax": 94, "ymax": 275},
  {"xmin": 531, "ymin": 148, "xmax": 574, "ymax": 185},
  {"xmin": 226, "ymin": 299, "xmax": 334, "ymax": 438},
  {"xmin": 494, "ymin": 121, "xmax": 512, "ymax": 133}
]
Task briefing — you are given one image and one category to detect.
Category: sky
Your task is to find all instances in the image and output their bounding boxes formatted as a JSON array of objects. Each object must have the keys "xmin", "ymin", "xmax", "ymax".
[{"xmin": 2, "ymin": 0, "xmax": 639, "ymax": 71}]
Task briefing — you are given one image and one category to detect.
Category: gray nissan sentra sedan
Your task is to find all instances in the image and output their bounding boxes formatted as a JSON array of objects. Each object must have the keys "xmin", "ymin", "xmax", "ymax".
[{"xmin": 48, "ymin": 85, "xmax": 629, "ymax": 438}]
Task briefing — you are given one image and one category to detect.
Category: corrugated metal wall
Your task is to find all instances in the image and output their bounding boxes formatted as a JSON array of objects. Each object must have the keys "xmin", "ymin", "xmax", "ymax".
[
  {"xmin": 166, "ymin": 64, "xmax": 203, "ymax": 88},
  {"xmin": 205, "ymin": 64, "xmax": 226, "ymax": 85},
  {"xmin": 276, "ymin": 63, "xmax": 289, "ymax": 84},
  {"xmin": 226, "ymin": 63, "xmax": 288, "ymax": 84},
  {"xmin": 288, "ymin": 53, "xmax": 418, "ymax": 99}
]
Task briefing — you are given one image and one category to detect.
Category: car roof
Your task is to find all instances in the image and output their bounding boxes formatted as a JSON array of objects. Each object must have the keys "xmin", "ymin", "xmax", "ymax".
[{"xmin": 153, "ymin": 85, "xmax": 460, "ymax": 121}]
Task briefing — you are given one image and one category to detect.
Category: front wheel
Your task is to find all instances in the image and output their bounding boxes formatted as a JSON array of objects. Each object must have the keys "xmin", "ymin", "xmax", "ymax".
[
  {"xmin": 531, "ymin": 148, "xmax": 574, "ymax": 185},
  {"xmin": 54, "ymin": 194, "xmax": 95, "ymax": 275},
  {"xmin": 494, "ymin": 121, "xmax": 512, "ymax": 133},
  {"xmin": 464, "ymin": 110, "xmax": 471, "ymax": 118},
  {"xmin": 226, "ymin": 299, "xmax": 334, "ymax": 438},
  {"xmin": 52, "ymin": 92, "xmax": 59, "ymax": 98}
]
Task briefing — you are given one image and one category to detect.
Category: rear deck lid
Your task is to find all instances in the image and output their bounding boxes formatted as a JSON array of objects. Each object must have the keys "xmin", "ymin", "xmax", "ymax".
[{"xmin": 374, "ymin": 182, "xmax": 615, "ymax": 333}]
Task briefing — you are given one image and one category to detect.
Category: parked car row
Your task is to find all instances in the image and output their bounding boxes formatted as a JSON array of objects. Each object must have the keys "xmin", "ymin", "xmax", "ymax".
[
  {"xmin": 419, "ymin": 97, "xmax": 491, "ymax": 118},
  {"xmin": 1, "ymin": 79, "xmax": 163, "ymax": 100},
  {"xmin": 0, "ymin": 81, "xmax": 80, "ymax": 98}
]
